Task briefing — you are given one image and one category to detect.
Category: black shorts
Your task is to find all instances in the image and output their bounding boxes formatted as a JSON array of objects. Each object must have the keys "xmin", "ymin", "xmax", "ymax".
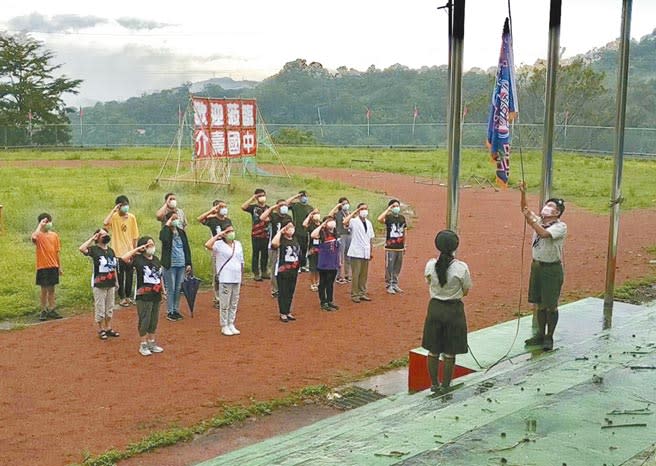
[
  {"xmin": 36, "ymin": 267, "xmax": 59, "ymax": 287},
  {"xmin": 421, "ymin": 298, "xmax": 468, "ymax": 355}
]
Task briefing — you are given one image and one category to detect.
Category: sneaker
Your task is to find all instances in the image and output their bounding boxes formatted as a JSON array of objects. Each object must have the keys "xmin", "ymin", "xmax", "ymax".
[
  {"xmin": 261, "ymin": 275, "xmax": 271, "ymax": 280},
  {"xmin": 147, "ymin": 340, "xmax": 164, "ymax": 353},
  {"xmin": 328, "ymin": 302, "xmax": 340, "ymax": 310},
  {"xmin": 524, "ymin": 335, "xmax": 544, "ymax": 346},
  {"xmin": 221, "ymin": 326, "xmax": 234, "ymax": 336},
  {"xmin": 128, "ymin": 298, "xmax": 136, "ymax": 305},
  {"xmin": 351, "ymin": 297, "xmax": 361, "ymax": 304},
  {"xmin": 346, "ymin": 277, "xmax": 352, "ymax": 283},
  {"xmin": 271, "ymin": 291, "xmax": 279, "ymax": 298},
  {"xmin": 320, "ymin": 302, "xmax": 332, "ymax": 311},
  {"xmin": 46, "ymin": 309, "xmax": 63, "ymax": 319},
  {"xmin": 310, "ymin": 284, "xmax": 318, "ymax": 292},
  {"xmin": 386, "ymin": 287, "xmax": 396, "ymax": 295},
  {"xmin": 542, "ymin": 335, "xmax": 554, "ymax": 351},
  {"xmin": 301, "ymin": 266, "xmax": 310, "ymax": 272},
  {"xmin": 174, "ymin": 312, "xmax": 184, "ymax": 320},
  {"xmin": 105, "ymin": 329, "xmax": 120, "ymax": 338},
  {"xmin": 360, "ymin": 295, "xmax": 372, "ymax": 302},
  {"xmin": 228, "ymin": 324, "xmax": 241, "ymax": 335},
  {"xmin": 166, "ymin": 314, "xmax": 177, "ymax": 322},
  {"xmin": 139, "ymin": 343, "xmax": 152, "ymax": 356},
  {"xmin": 254, "ymin": 275, "xmax": 263, "ymax": 282},
  {"xmin": 392, "ymin": 285, "xmax": 404, "ymax": 293},
  {"xmin": 286, "ymin": 314, "xmax": 296, "ymax": 321},
  {"xmin": 39, "ymin": 310, "xmax": 48, "ymax": 321}
]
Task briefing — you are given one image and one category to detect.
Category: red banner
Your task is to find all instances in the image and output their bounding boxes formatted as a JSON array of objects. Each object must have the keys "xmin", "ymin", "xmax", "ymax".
[{"xmin": 191, "ymin": 97, "xmax": 257, "ymax": 158}]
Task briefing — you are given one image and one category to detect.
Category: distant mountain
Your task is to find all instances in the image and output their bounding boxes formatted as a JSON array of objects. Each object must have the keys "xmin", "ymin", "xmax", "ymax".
[{"xmin": 190, "ymin": 77, "xmax": 259, "ymax": 92}]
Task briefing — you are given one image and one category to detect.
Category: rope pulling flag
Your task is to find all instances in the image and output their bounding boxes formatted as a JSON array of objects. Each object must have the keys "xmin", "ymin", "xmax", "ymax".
[{"xmin": 486, "ymin": 17, "xmax": 519, "ymax": 188}]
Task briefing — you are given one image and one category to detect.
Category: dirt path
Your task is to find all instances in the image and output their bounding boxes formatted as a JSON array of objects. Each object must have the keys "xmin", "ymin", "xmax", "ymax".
[{"xmin": 2, "ymin": 165, "xmax": 655, "ymax": 466}]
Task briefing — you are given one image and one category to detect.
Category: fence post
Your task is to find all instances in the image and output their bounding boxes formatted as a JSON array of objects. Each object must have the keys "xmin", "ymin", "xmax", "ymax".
[{"xmin": 0, "ymin": 204, "xmax": 4, "ymax": 233}]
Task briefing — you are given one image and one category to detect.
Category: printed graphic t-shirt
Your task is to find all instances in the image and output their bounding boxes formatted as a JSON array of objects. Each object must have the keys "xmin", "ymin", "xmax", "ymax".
[
  {"xmin": 245, "ymin": 204, "xmax": 270, "ymax": 239},
  {"xmin": 85, "ymin": 245, "xmax": 118, "ymax": 288},
  {"xmin": 384, "ymin": 214, "xmax": 407, "ymax": 250},
  {"xmin": 132, "ymin": 254, "xmax": 163, "ymax": 302}
]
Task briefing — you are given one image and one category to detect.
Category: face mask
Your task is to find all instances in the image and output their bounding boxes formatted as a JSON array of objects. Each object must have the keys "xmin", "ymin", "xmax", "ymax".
[
  {"xmin": 312, "ymin": 214, "xmax": 321, "ymax": 221},
  {"xmin": 101, "ymin": 235, "xmax": 111, "ymax": 244},
  {"xmin": 391, "ymin": 206, "xmax": 401, "ymax": 215},
  {"xmin": 359, "ymin": 210, "xmax": 369, "ymax": 219},
  {"xmin": 45, "ymin": 222, "xmax": 53, "ymax": 231},
  {"xmin": 225, "ymin": 232, "xmax": 236, "ymax": 241},
  {"xmin": 168, "ymin": 199, "xmax": 177, "ymax": 209},
  {"xmin": 342, "ymin": 203, "xmax": 350, "ymax": 212},
  {"xmin": 120, "ymin": 205, "xmax": 129, "ymax": 214},
  {"xmin": 300, "ymin": 196, "xmax": 308, "ymax": 204},
  {"xmin": 279, "ymin": 206, "xmax": 289, "ymax": 215},
  {"xmin": 218, "ymin": 207, "xmax": 228, "ymax": 216},
  {"xmin": 326, "ymin": 221, "xmax": 336, "ymax": 230},
  {"xmin": 257, "ymin": 196, "xmax": 267, "ymax": 204},
  {"xmin": 172, "ymin": 219, "xmax": 182, "ymax": 229},
  {"xmin": 541, "ymin": 206, "xmax": 557, "ymax": 217},
  {"xmin": 145, "ymin": 246, "xmax": 156, "ymax": 256}
]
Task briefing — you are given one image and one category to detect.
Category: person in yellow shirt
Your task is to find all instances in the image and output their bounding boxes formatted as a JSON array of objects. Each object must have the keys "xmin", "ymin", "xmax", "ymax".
[{"xmin": 103, "ymin": 195, "xmax": 140, "ymax": 307}]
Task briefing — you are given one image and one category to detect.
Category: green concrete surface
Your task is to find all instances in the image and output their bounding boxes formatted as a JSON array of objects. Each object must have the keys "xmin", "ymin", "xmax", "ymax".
[{"xmin": 197, "ymin": 298, "xmax": 656, "ymax": 466}]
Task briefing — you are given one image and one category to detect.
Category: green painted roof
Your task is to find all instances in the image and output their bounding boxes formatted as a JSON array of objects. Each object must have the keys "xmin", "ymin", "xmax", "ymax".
[{"xmin": 197, "ymin": 298, "xmax": 656, "ymax": 466}]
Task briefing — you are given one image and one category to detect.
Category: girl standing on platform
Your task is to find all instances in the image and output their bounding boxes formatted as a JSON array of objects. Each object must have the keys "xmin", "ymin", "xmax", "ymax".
[{"xmin": 422, "ymin": 230, "xmax": 472, "ymax": 395}]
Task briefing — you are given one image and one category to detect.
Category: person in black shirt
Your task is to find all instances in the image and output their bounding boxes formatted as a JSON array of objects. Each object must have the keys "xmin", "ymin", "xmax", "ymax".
[
  {"xmin": 271, "ymin": 221, "xmax": 300, "ymax": 323},
  {"xmin": 122, "ymin": 236, "xmax": 165, "ymax": 357},
  {"xmin": 79, "ymin": 228, "xmax": 119, "ymax": 340},
  {"xmin": 377, "ymin": 199, "xmax": 408, "ymax": 294},
  {"xmin": 260, "ymin": 200, "xmax": 293, "ymax": 297},
  {"xmin": 286, "ymin": 190, "xmax": 314, "ymax": 271},
  {"xmin": 241, "ymin": 188, "xmax": 270, "ymax": 281},
  {"xmin": 198, "ymin": 199, "xmax": 233, "ymax": 304}
]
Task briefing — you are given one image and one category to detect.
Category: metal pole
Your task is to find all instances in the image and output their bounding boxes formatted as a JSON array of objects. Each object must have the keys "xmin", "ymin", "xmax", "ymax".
[
  {"xmin": 446, "ymin": 0, "xmax": 465, "ymax": 232},
  {"xmin": 603, "ymin": 0, "xmax": 633, "ymax": 329},
  {"xmin": 540, "ymin": 0, "xmax": 561, "ymax": 206},
  {"xmin": 317, "ymin": 106, "xmax": 324, "ymax": 138}
]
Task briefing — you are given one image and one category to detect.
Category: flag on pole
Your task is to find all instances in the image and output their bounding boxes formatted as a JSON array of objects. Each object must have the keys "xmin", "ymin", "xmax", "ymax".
[
  {"xmin": 486, "ymin": 18, "xmax": 518, "ymax": 188},
  {"xmin": 79, "ymin": 107, "xmax": 84, "ymax": 123},
  {"xmin": 412, "ymin": 105, "xmax": 419, "ymax": 136}
]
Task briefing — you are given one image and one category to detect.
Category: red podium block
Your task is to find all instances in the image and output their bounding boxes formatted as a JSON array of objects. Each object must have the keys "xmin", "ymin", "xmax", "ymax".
[{"xmin": 408, "ymin": 347, "xmax": 475, "ymax": 392}]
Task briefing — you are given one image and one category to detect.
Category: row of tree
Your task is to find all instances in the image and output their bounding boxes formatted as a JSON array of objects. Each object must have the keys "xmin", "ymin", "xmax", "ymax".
[{"xmin": 1, "ymin": 29, "xmax": 655, "ymax": 146}]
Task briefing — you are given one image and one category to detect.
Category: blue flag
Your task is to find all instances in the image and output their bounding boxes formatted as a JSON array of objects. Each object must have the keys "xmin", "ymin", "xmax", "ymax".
[{"xmin": 486, "ymin": 18, "xmax": 518, "ymax": 188}]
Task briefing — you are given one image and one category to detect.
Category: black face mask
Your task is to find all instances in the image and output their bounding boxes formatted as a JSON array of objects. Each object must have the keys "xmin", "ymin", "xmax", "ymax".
[{"xmin": 101, "ymin": 235, "xmax": 111, "ymax": 244}]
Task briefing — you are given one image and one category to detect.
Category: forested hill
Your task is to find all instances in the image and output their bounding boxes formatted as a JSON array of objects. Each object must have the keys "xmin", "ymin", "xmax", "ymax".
[{"xmin": 74, "ymin": 30, "xmax": 656, "ymax": 144}]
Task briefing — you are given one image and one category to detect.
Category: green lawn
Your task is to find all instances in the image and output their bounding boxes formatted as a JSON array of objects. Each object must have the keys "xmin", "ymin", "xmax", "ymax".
[{"xmin": 0, "ymin": 159, "xmax": 386, "ymax": 320}]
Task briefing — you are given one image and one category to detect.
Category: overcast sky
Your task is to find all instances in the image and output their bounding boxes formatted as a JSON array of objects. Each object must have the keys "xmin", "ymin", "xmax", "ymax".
[{"xmin": 3, "ymin": 0, "xmax": 655, "ymax": 106}]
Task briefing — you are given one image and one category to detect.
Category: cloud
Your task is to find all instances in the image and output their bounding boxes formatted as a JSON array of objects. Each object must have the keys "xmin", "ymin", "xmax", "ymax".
[
  {"xmin": 116, "ymin": 17, "xmax": 173, "ymax": 30},
  {"xmin": 48, "ymin": 42, "xmax": 254, "ymax": 105},
  {"xmin": 8, "ymin": 13, "xmax": 107, "ymax": 33}
]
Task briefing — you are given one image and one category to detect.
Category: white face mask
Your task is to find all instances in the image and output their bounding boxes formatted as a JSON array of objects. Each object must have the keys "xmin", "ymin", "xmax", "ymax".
[
  {"xmin": 541, "ymin": 206, "xmax": 557, "ymax": 217},
  {"xmin": 359, "ymin": 210, "xmax": 369, "ymax": 219},
  {"xmin": 218, "ymin": 207, "xmax": 228, "ymax": 216},
  {"xmin": 279, "ymin": 206, "xmax": 289, "ymax": 215},
  {"xmin": 145, "ymin": 246, "xmax": 156, "ymax": 256},
  {"xmin": 168, "ymin": 199, "xmax": 177, "ymax": 209}
]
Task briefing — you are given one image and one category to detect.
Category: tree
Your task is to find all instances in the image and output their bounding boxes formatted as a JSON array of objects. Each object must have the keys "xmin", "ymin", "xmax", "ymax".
[{"xmin": 0, "ymin": 33, "xmax": 82, "ymax": 145}]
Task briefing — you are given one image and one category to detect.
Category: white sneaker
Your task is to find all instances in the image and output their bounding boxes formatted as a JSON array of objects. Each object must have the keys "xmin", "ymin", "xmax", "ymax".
[
  {"xmin": 310, "ymin": 284, "xmax": 318, "ymax": 292},
  {"xmin": 221, "ymin": 326, "xmax": 234, "ymax": 336},
  {"xmin": 139, "ymin": 343, "xmax": 152, "ymax": 356},
  {"xmin": 386, "ymin": 287, "xmax": 396, "ymax": 294},
  {"xmin": 229, "ymin": 324, "xmax": 240, "ymax": 335},
  {"xmin": 148, "ymin": 340, "xmax": 164, "ymax": 353},
  {"xmin": 393, "ymin": 285, "xmax": 404, "ymax": 293}
]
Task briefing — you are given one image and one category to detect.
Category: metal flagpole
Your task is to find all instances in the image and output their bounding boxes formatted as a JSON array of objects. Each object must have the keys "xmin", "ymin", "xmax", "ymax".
[
  {"xmin": 540, "ymin": 0, "xmax": 561, "ymax": 207},
  {"xmin": 446, "ymin": 0, "xmax": 465, "ymax": 232},
  {"xmin": 603, "ymin": 0, "xmax": 633, "ymax": 329}
]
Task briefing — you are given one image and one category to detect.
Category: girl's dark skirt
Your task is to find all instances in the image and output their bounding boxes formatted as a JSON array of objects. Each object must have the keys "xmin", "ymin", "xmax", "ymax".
[{"xmin": 421, "ymin": 298, "xmax": 468, "ymax": 355}]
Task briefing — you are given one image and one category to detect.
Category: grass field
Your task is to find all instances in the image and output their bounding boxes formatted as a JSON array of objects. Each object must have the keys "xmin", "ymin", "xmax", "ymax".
[
  {"xmin": 0, "ymin": 156, "xmax": 386, "ymax": 320},
  {"xmin": 2, "ymin": 145, "xmax": 654, "ymax": 320}
]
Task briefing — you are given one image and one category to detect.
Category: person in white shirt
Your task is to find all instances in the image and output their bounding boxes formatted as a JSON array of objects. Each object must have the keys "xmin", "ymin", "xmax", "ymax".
[
  {"xmin": 342, "ymin": 203, "xmax": 375, "ymax": 303},
  {"xmin": 520, "ymin": 181, "xmax": 567, "ymax": 351},
  {"xmin": 205, "ymin": 226, "xmax": 244, "ymax": 336},
  {"xmin": 422, "ymin": 230, "xmax": 472, "ymax": 395}
]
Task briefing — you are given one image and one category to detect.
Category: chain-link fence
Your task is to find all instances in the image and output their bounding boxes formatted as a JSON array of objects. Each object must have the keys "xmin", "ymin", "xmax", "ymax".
[{"xmin": 2, "ymin": 123, "xmax": 656, "ymax": 157}]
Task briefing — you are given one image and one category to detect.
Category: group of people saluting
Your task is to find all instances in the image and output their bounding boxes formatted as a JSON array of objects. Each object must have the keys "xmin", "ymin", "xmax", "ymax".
[{"xmin": 31, "ymin": 182, "xmax": 566, "ymax": 389}]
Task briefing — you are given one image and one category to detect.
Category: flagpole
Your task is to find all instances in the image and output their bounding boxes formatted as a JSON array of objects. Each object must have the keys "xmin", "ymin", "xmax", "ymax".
[
  {"xmin": 446, "ymin": 0, "xmax": 465, "ymax": 232},
  {"xmin": 540, "ymin": 0, "xmax": 561, "ymax": 207},
  {"xmin": 603, "ymin": 0, "xmax": 633, "ymax": 329}
]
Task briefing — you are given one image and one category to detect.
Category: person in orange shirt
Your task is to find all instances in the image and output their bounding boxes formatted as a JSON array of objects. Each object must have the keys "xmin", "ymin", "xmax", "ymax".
[
  {"xmin": 31, "ymin": 213, "xmax": 63, "ymax": 321},
  {"xmin": 103, "ymin": 195, "xmax": 140, "ymax": 307}
]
